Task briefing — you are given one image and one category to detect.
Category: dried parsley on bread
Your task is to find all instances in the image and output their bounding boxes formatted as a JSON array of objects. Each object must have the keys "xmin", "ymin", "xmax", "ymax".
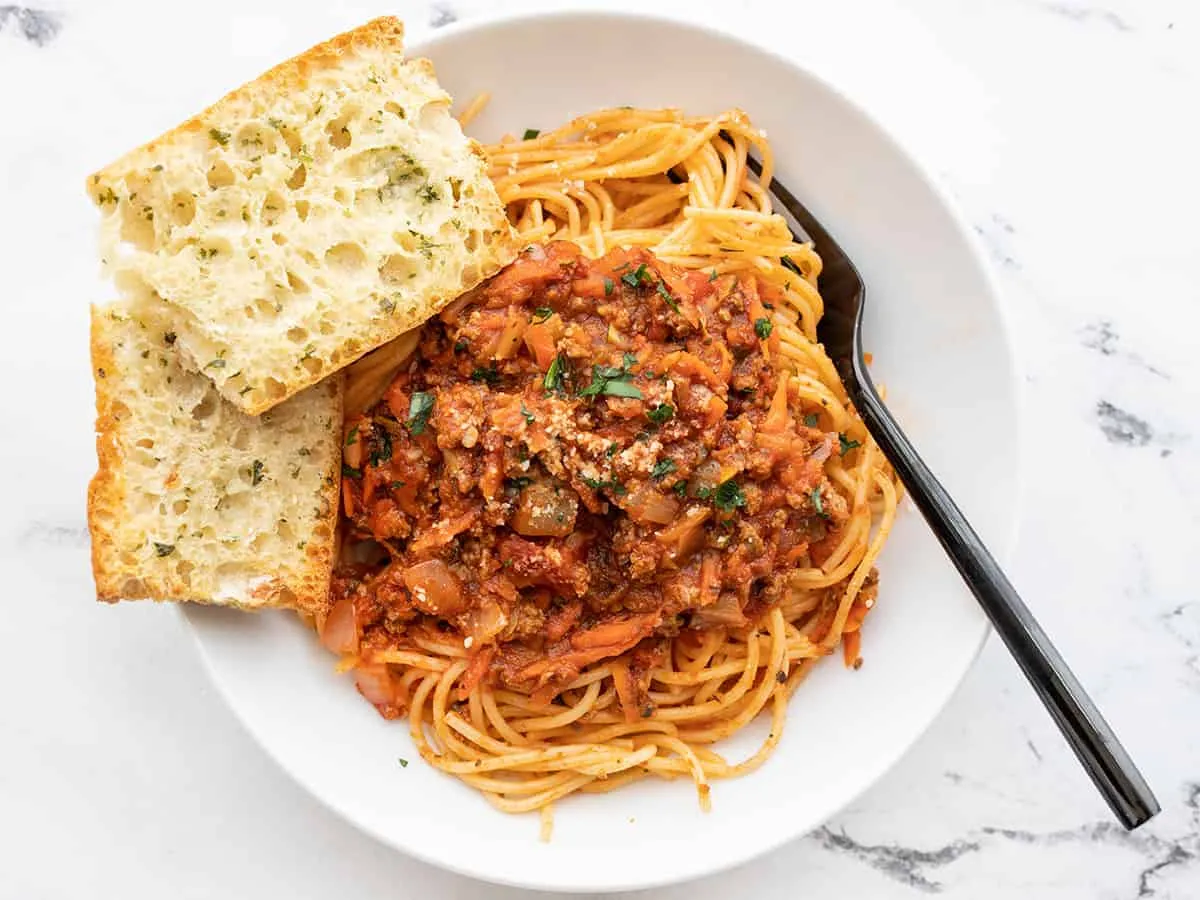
[
  {"xmin": 86, "ymin": 16, "xmax": 517, "ymax": 414},
  {"xmin": 87, "ymin": 298, "xmax": 341, "ymax": 612}
]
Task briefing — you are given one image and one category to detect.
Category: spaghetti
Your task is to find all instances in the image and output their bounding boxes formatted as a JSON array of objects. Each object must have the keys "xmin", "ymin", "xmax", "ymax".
[{"xmin": 328, "ymin": 106, "xmax": 900, "ymax": 836}]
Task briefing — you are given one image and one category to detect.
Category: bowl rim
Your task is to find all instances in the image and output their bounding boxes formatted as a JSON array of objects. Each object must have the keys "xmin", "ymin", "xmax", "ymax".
[{"xmin": 186, "ymin": 6, "xmax": 1026, "ymax": 891}]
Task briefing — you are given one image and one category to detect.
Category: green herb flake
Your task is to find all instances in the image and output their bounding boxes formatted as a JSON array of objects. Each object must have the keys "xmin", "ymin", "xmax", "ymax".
[
  {"xmin": 521, "ymin": 403, "xmax": 536, "ymax": 426},
  {"xmin": 163, "ymin": 331, "xmax": 177, "ymax": 346},
  {"xmin": 603, "ymin": 277, "xmax": 615, "ymax": 296},
  {"xmin": 811, "ymin": 486, "xmax": 827, "ymax": 518},
  {"xmin": 650, "ymin": 459, "xmax": 677, "ymax": 481},
  {"xmin": 205, "ymin": 357, "xmax": 226, "ymax": 370},
  {"xmin": 406, "ymin": 391, "xmax": 435, "ymax": 435},
  {"xmin": 656, "ymin": 280, "xmax": 681, "ymax": 314},
  {"xmin": 672, "ymin": 481, "xmax": 689, "ymax": 498},
  {"xmin": 369, "ymin": 426, "xmax": 393, "ymax": 466},
  {"xmin": 712, "ymin": 479, "xmax": 747, "ymax": 513},
  {"xmin": 522, "ymin": 128, "xmax": 540, "ymax": 140},
  {"xmin": 398, "ymin": 757, "xmax": 409, "ymax": 768},
  {"xmin": 543, "ymin": 354, "xmax": 567, "ymax": 394},
  {"xmin": 646, "ymin": 403, "xmax": 675, "ymax": 425},
  {"xmin": 531, "ymin": 306, "xmax": 554, "ymax": 323},
  {"xmin": 754, "ymin": 317, "xmax": 774, "ymax": 339},
  {"xmin": 781, "ymin": 255, "xmax": 803, "ymax": 276},
  {"xmin": 471, "ymin": 366, "xmax": 501, "ymax": 385},
  {"xmin": 153, "ymin": 542, "xmax": 175, "ymax": 558},
  {"xmin": 607, "ymin": 442, "xmax": 620, "ymax": 458},
  {"xmin": 582, "ymin": 476, "xmax": 627, "ymax": 496},
  {"xmin": 208, "ymin": 128, "xmax": 231, "ymax": 145},
  {"xmin": 804, "ymin": 413, "xmax": 819, "ymax": 427},
  {"xmin": 418, "ymin": 183, "xmax": 440, "ymax": 204},
  {"xmin": 342, "ymin": 463, "xmax": 363, "ymax": 480},
  {"xmin": 578, "ymin": 354, "xmax": 643, "ymax": 400},
  {"xmin": 250, "ymin": 459, "xmax": 265, "ymax": 486},
  {"xmin": 391, "ymin": 481, "xmax": 405, "ymax": 491},
  {"xmin": 379, "ymin": 297, "xmax": 396, "ymax": 314},
  {"xmin": 453, "ymin": 339, "xmax": 469, "ymax": 353},
  {"xmin": 709, "ymin": 268, "xmax": 719, "ymax": 282},
  {"xmin": 621, "ymin": 263, "xmax": 650, "ymax": 289},
  {"xmin": 839, "ymin": 433, "xmax": 863, "ymax": 456}
]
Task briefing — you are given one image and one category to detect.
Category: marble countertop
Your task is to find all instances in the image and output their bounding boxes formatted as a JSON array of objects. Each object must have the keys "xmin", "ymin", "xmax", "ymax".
[{"xmin": 2, "ymin": 0, "xmax": 1198, "ymax": 897}]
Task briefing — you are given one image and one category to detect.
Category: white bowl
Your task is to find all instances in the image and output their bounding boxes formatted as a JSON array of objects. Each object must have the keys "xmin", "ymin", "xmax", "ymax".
[{"xmin": 185, "ymin": 10, "xmax": 1021, "ymax": 892}]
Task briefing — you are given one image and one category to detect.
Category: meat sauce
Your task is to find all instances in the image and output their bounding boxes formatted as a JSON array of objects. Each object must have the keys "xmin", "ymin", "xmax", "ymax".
[{"xmin": 333, "ymin": 242, "xmax": 851, "ymax": 714}]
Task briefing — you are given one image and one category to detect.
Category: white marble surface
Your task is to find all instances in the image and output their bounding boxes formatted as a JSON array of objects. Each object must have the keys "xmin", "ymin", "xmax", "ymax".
[{"xmin": 2, "ymin": 0, "xmax": 1198, "ymax": 896}]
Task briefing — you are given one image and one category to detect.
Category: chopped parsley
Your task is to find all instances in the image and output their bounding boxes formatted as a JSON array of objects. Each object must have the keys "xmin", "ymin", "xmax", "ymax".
[
  {"xmin": 811, "ymin": 486, "xmax": 828, "ymax": 518},
  {"xmin": 543, "ymin": 353, "xmax": 568, "ymax": 394},
  {"xmin": 390, "ymin": 481, "xmax": 405, "ymax": 491},
  {"xmin": 208, "ymin": 128, "xmax": 231, "ymax": 145},
  {"xmin": 656, "ymin": 280, "xmax": 681, "ymax": 314},
  {"xmin": 521, "ymin": 403, "xmax": 536, "ymax": 426},
  {"xmin": 342, "ymin": 463, "xmax": 362, "ymax": 480},
  {"xmin": 607, "ymin": 442, "xmax": 620, "ymax": 458},
  {"xmin": 754, "ymin": 317, "xmax": 774, "ymax": 339},
  {"xmin": 379, "ymin": 297, "xmax": 396, "ymax": 314},
  {"xmin": 418, "ymin": 183, "xmax": 440, "ymax": 204},
  {"xmin": 672, "ymin": 481, "xmax": 688, "ymax": 498},
  {"xmin": 470, "ymin": 365, "xmax": 501, "ymax": 385},
  {"xmin": 582, "ymin": 476, "xmax": 627, "ymax": 496},
  {"xmin": 531, "ymin": 306, "xmax": 554, "ymax": 323},
  {"xmin": 579, "ymin": 353, "xmax": 643, "ymax": 400},
  {"xmin": 204, "ymin": 357, "xmax": 226, "ymax": 370},
  {"xmin": 406, "ymin": 391, "xmax": 435, "ymax": 435},
  {"xmin": 522, "ymin": 128, "xmax": 540, "ymax": 140},
  {"xmin": 369, "ymin": 425, "xmax": 393, "ymax": 466},
  {"xmin": 163, "ymin": 331, "xmax": 177, "ymax": 346},
  {"xmin": 712, "ymin": 479, "xmax": 747, "ymax": 513},
  {"xmin": 250, "ymin": 459, "xmax": 265, "ymax": 486},
  {"xmin": 650, "ymin": 459, "xmax": 677, "ymax": 481},
  {"xmin": 804, "ymin": 413, "xmax": 819, "ymax": 427},
  {"xmin": 621, "ymin": 263, "xmax": 651, "ymax": 289},
  {"xmin": 506, "ymin": 476, "xmax": 533, "ymax": 491},
  {"xmin": 153, "ymin": 542, "xmax": 175, "ymax": 558},
  {"xmin": 603, "ymin": 277, "xmax": 614, "ymax": 296},
  {"xmin": 839, "ymin": 433, "xmax": 862, "ymax": 456},
  {"xmin": 709, "ymin": 268, "xmax": 719, "ymax": 282},
  {"xmin": 781, "ymin": 255, "xmax": 803, "ymax": 276},
  {"xmin": 453, "ymin": 339, "xmax": 468, "ymax": 353},
  {"xmin": 646, "ymin": 403, "xmax": 675, "ymax": 425},
  {"xmin": 398, "ymin": 757, "xmax": 409, "ymax": 768}
]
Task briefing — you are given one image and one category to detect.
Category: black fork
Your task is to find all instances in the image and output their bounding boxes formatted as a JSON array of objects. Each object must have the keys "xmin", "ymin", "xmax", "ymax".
[{"xmin": 738, "ymin": 147, "xmax": 1159, "ymax": 830}]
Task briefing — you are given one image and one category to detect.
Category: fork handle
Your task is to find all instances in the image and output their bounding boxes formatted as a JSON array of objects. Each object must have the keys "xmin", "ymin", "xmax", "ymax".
[{"xmin": 853, "ymin": 377, "xmax": 1159, "ymax": 829}]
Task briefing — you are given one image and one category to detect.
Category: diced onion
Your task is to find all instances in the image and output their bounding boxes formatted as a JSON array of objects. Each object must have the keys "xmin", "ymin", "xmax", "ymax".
[
  {"xmin": 319, "ymin": 596, "xmax": 358, "ymax": 654},
  {"xmin": 402, "ymin": 559, "xmax": 468, "ymax": 616}
]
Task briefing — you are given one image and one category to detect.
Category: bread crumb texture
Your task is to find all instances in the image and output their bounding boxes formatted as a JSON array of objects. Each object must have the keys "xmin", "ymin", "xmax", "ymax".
[
  {"xmin": 87, "ymin": 17, "xmax": 517, "ymax": 414},
  {"xmin": 88, "ymin": 298, "xmax": 341, "ymax": 612}
]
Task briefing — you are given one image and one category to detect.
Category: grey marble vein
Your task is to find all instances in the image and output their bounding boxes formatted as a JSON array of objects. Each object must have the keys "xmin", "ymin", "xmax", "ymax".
[
  {"xmin": 1036, "ymin": 2, "xmax": 1132, "ymax": 32},
  {"xmin": 1080, "ymin": 318, "xmax": 1169, "ymax": 378},
  {"xmin": 813, "ymin": 785, "xmax": 1200, "ymax": 897},
  {"xmin": 1096, "ymin": 399, "xmax": 1153, "ymax": 446},
  {"xmin": 0, "ymin": 5, "xmax": 59, "ymax": 45},
  {"xmin": 429, "ymin": 3, "xmax": 458, "ymax": 29},
  {"xmin": 19, "ymin": 521, "xmax": 89, "ymax": 548},
  {"xmin": 809, "ymin": 827, "xmax": 981, "ymax": 892},
  {"xmin": 972, "ymin": 213, "xmax": 1019, "ymax": 270}
]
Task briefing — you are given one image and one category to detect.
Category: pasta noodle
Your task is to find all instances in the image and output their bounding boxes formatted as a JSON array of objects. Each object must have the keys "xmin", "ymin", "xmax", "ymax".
[{"xmin": 335, "ymin": 105, "xmax": 900, "ymax": 835}]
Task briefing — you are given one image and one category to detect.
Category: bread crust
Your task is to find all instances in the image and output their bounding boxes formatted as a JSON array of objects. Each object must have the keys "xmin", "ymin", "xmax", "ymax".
[
  {"xmin": 86, "ymin": 16, "xmax": 518, "ymax": 415},
  {"xmin": 87, "ymin": 304, "xmax": 341, "ymax": 615},
  {"xmin": 89, "ymin": 17, "xmax": 408, "ymax": 184}
]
